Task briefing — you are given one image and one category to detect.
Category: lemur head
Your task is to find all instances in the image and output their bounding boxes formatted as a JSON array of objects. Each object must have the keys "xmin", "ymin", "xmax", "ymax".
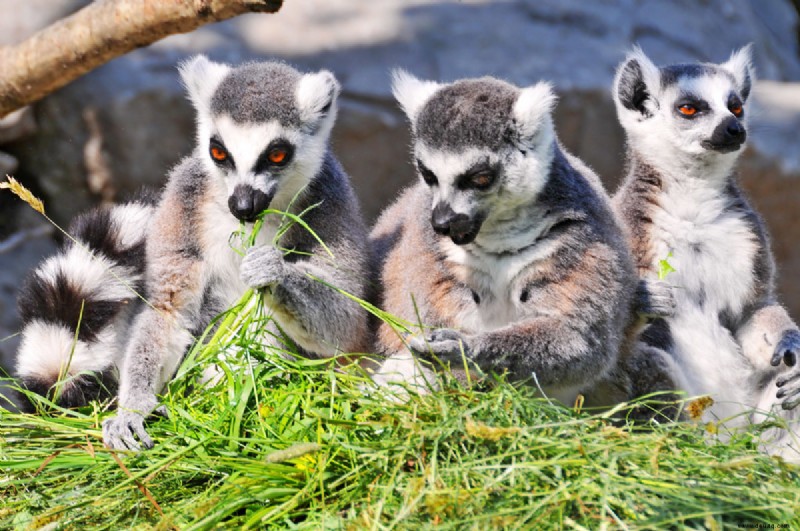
[
  {"xmin": 613, "ymin": 45, "xmax": 754, "ymax": 176},
  {"xmin": 392, "ymin": 71, "xmax": 557, "ymax": 246},
  {"xmin": 179, "ymin": 56, "xmax": 340, "ymax": 222}
]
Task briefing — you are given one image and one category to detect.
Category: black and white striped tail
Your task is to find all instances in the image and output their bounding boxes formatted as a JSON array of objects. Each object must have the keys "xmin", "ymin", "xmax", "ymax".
[{"xmin": 14, "ymin": 195, "xmax": 156, "ymax": 409}]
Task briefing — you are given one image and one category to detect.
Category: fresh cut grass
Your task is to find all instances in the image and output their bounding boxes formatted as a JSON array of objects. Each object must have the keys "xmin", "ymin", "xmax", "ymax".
[
  {"xmin": 1, "ymin": 181, "xmax": 798, "ymax": 529},
  {"xmin": 1, "ymin": 290, "xmax": 799, "ymax": 530}
]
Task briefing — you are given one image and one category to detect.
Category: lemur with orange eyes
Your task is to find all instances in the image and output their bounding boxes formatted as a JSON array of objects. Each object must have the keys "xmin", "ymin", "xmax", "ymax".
[
  {"xmin": 13, "ymin": 57, "xmax": 371, "ymax": 450},
  {"xmin": 612, "ymin": 46, "xmax": 800, "ymax": 459}
]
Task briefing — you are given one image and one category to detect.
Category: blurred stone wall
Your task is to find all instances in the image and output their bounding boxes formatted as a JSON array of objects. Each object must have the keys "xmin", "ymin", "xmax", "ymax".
[{"xmin": 1, "ymin": 0, "xmax": 799, "ymax": 371}]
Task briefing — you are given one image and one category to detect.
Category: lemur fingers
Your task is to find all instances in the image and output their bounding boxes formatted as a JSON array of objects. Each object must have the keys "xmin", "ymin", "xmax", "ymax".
[
  {"xmin": 771, "ymin": 329, "xmax": 800, "ymax": 367},
  {"xmin": 408, "ymin": 328, "xmax": 474, "ymax": 364},
  {"xmin": 776, "ymin": 363, "xmax": 800, "ymax": 410},
  {"xmin": 778, "ymin": 383, "xmax": 800, "ymax": 410},
  {"xmin": 635, "ymin": 279, "xmax": 676, "ymax": 318},
  {"xmin": 777, "ymin": 368, "xmax": 800, "ymax": 387},
  {"xmin": 102, "ymin": 412, "xmax": 154, "ymax": 451},
  {"xmin": 241, "ymin": 245, "xmax": 286, "ymax": 289}
]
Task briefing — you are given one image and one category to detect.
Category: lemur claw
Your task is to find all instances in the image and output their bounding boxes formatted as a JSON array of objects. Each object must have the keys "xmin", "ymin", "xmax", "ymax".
[
  {"xmin": 771, "ymin": 329, "xmax": 800, "ymax": 367},
  {"xmin": 408, "ymin": 328, "xmax": 473, "ymax": 364},
  {"xmin": 102, "ymin": 411, "xmax": 154, "ymax": 451},
  {"xmin": 241, "ymin": 245, "xmax": 285, "ymax": 289},
  {"xmin": 635, "ymin": 279, "xmax": 676, "ymax": 318}
]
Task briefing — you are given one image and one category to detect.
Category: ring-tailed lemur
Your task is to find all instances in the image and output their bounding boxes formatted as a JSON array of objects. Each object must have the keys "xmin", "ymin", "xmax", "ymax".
[
  {"xmin": 370, "ymin": 72, "xmax": 636, "ymax": 404},
  {"xmin": 612, "ymin": 45, "xmax": 800, "ymax": 459},
  {"xmin": 99, "ymin": 57, "xmax": 371, "ymax": 450},
  {"xmin": 13, "ymin": 195, "xmax": 156, "ymax": 410}
]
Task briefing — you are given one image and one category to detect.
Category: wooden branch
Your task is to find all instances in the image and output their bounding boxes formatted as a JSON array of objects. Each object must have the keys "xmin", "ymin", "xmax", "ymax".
[{"xmin": 0, "ymin": 0, "xmax": 283, "ymax": 118}]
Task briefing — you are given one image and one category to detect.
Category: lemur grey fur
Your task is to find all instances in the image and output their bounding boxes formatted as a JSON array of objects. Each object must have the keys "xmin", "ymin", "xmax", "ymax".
[
  {"xmin": 14, "ymin": 195, "xmax": 156, "ymax": 410},
  {"xmin": 101, "ymin": 57, "xmax": 370, "ymax": 450},
  {"xmin": 612, "ymin": 45, "xmax": 800, "ymax": 460},
  {"xmin": 371, "ymin": 72, "xmax": 636, "ymax": 404}
]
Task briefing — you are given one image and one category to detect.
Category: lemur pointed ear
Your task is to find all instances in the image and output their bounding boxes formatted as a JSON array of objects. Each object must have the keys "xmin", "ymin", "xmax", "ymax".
[
  {"xmin": 613, "ymin": 46, "xmax": 660, "ymax": 118},
  {"xmin": 296, "ymin": 70, "xmax": 341, "ymax": 124},
  {"xmin": 179, "ymin": 55, "xmax": 230, "ymax": 112},
  {"xmin": 722, "ymin": 44, "xmax": 755, "ymax": 101},
  {"xmin": 511, "ymin": 82, "xmax": 557, "ymax": 147},
  {"xmin": 391, "ymin": 69, "xmax": 441, "ymax": 123}
]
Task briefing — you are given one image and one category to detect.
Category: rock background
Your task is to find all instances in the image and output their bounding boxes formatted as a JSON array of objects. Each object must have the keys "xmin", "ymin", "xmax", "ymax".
[{"xmin": 1, "ymin": 0, "xmax": 799, "ymax": 372}]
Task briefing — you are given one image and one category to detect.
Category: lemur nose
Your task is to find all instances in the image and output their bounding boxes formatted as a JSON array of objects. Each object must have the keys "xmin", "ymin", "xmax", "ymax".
[
  {"xmin": 431, "ymin": 202, "xmax": 456, "ymax": 235},
  {"xmin": 726, "ymin": 120, "xmax": 745, "ymax": 140},
  {"xmin": 228, "ymin": 184, "xmax": 271, "ymax": 222}
]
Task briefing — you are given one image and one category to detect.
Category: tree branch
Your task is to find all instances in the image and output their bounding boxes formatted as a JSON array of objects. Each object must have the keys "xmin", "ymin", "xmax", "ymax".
[{"xmin": 0, "ymin": 0, "xmax": 283, "ymax": 118}]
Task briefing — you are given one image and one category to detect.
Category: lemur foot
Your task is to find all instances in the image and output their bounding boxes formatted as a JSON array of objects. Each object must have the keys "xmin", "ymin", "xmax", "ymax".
[
  {"xmin": 635, "ymin": 279, "xmax": 676, "ymax": 318},
  {"xmin": 775, "ymin": 331, "xmax": 800, "ymax": 410},
  {"xmin": 408, "ymin": 328, "xmax": 475, "ymax": 366},
  {"xmin": 102, "ymin": 411, "xmax": 154, "ymax": 451},
  {"xmin": 241, "ymin": 245, "xmax": 285, "ymax": 290}
]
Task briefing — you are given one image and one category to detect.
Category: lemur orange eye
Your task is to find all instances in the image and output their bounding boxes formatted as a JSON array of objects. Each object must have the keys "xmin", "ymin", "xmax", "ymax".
[
  {"xmin": 678, "ymin": 104, "xmax": 697, "ymax": 116},
  {"xmin": 268, "ymin": 149, "xmax": 287, "ymax": 164},
  {"xmin": 210, "ymin": 146, "xmax": 228, "ymax": 162},
  {"xmin": 472, "ymin": 174, "xmax": 493, "ymax": 189},
  {"xmin": 729, "ymin": 103, "xmax": 743, "ymax": 117}
]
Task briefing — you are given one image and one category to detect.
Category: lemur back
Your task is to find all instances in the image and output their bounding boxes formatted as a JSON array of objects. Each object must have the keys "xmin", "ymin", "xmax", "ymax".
[
  {"xmin": 612, "ymin": 46, "xmax": 800, "ymax": 460},
  {"xmin": 371, "ymin": 73, "xmax": 636, "ymax": 403},
  {"xmin": 14, "ymin": 195, "xmax": 156, "ymax": 409},
  {"xmin": 93, "ymin": 58, "xmax": 370, "ymax": 450}
]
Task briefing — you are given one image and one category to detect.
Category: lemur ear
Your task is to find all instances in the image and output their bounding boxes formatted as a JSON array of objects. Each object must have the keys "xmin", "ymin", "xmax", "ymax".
[
  {"xmin": 179, "ymin": 55, "xmax": 230, "ymax": 112},
  {"xmin": 296, "ymin": 70, "xmax": 341, "ymax": 124},
  {"xmin": 722, "ymin": 44, "xmax": 755, "ymax": 101},
  {"xmin": 511, "ymin": 82, "xmax": 557, "ymax": 147},
  {"xmin": 391, "ymin": 69, "xmax": 441, "ymax": 123},
  {"xmin": 613, "ymin": 47, "xmax": 660, "ymax": 118}
]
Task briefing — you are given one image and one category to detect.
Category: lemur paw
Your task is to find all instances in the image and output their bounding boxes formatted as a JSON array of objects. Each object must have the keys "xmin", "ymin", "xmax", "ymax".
[
  {"xmin": 635, "ymin": 279, "xmax": 676, "ymax": 318},
  {"xmin": 408, "ymin": 328, "xmax": 474, "ymax": 365},
  {"xmin": 775, "ymin": 331, "xmax": 800, "ymax": 410},
  {"xmin": 771, "ymin": 329, "xmax": 800, "ymax": 367},
  {"xmin": 102, "ymin": 411, "xmax": 154, "ymax": 451},
  {"xmin": 241, "ymin": 245, "xmax": 285, "ymax": 289}
]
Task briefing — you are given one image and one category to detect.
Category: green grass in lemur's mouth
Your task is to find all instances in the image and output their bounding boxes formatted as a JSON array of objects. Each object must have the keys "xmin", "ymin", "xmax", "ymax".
[{"xmin": 1, "ymin": 183, "xmax": 799, "ymax": 529}]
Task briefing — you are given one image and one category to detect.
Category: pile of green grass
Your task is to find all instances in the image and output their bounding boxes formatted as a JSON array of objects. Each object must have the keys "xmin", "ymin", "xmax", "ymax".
[{"xmin": 2, "ymin": 294, "xmax": 799, "ymax": 530}]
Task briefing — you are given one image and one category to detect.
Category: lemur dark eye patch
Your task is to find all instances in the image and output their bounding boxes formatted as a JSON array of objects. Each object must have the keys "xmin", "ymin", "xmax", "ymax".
[
  {"xmin": 254, "ymin": 139, "xmax": 294, "ymax": 174},
  {"xmin": 417, "ymin": 159, "xmax": 439, "ymax": 187},
  {"xmin": 209, "ymin": 137, "xmax": 235, "ymax": 168},
  {"xmin": 675, "ymin": 93, "xmax": 709, "ymax": 118},
  {"xmin": 456, "ymin": 161, "xmax": 498, "ymax": 191}
]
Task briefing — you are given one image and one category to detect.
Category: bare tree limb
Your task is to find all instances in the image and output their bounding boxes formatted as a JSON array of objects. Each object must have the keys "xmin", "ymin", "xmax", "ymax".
[{"xmin": 0, "ymin": 0, "xmax": 283, "ymax": 118}]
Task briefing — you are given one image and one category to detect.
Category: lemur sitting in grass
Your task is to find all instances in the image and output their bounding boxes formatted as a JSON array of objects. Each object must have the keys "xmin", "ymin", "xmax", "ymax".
[
  {"xmin": 14, "ymin": 57, "xmax": 371, "ymax": 451},
  {"xmin": 370, "ymin": 71, "xmax": 637, "ymax": 405},
  {"xmin": 611, "ymin": 45, "xmax": 800, "ymax": 460}
]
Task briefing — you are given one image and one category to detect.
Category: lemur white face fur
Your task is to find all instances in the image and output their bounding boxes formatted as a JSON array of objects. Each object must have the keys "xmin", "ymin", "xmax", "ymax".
[
  {"xmin": 612, "ymin": 45, "xmax": 753, "ymax": 180},
  {"xmin": 392, "ymin": 71, "xmax": 557, "ymax": 248},
  {"xmin": 180, "ymin": 56, "xmax": 340, "ymax": 221}
]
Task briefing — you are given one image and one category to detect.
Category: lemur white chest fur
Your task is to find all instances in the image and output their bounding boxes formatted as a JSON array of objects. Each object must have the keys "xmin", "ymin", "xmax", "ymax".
[
  {"xmin": 198, "ymin": 182, "xmax": 276, "ymax": 309},
  {"xmin": 650, "ymin": 178, "xmax": 757, "ymax": 316},
  {"xmin": 649, "ymin": 177, "xmax": 760, "ymax": 420},
  {"xmin": 441, "ymin": 230, "xmax": 559, "ymax": 333}
]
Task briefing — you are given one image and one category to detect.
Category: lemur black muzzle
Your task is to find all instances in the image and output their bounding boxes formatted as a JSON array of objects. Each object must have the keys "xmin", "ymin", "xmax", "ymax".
[
  {"xmin": 702, "ymin": 116, "xmax": 746, "ymax": 153},
  {"xmin": 228, "ymin": 184, "xmax": 272, "ymax": 222},
  {"xmin": 431, "ymin": 202, "xmax": 483, "ymax": 245}
]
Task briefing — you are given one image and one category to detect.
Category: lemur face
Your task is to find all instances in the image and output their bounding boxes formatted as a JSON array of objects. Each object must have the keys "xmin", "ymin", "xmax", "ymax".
[
  {"xmin": 180, "ymin": 57, "xmax": 339, "ymax": 222},
  {"xmin": 393, "ymin": 72, "xmax": 557, "ymax": 245},
  {"xmin": 613, "ymin": 46, "xmax": 753, "ymax": 163}
]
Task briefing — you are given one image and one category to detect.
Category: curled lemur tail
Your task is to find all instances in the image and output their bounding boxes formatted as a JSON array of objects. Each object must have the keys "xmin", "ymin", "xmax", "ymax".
[{"xmin": 13, "ymin": 194, "xmax": 157, "ymax": 410}]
